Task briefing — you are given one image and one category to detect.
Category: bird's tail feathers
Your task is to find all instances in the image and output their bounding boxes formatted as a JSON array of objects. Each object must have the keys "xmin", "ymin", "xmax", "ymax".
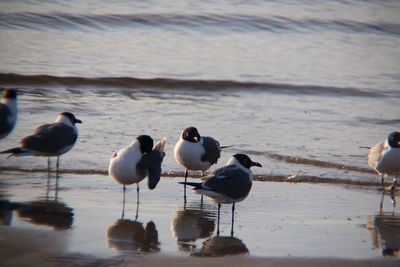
[
  {"xmin": 0, "ymin": 147, "xmax": 28, "ymax": 158},
  {"xmin": 178, "ymin": 181, "xmax": 203, "ymax": 188},
  {"xmin": 154, "ymin": 137, "xmax": 167, "ymax": 152}
]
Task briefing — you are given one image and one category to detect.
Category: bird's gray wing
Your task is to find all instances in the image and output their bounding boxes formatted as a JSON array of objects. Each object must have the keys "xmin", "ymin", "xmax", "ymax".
[
  {"xmin": 201, "ymin": 136, "xmax": 221, "ymax": 164},
  {"xmin": 0, "ymin": 104, "xmax": 11, "ymax": 136},
  {"xmin": 21, "ymin": 123, "xmax": 77, "ymax": 154},
  {"xmin": 202, "ymin": 165, "xmax": 252, "ymax": 200},
  {"xmin": 136, "ymin": 149, "xmax": 165, "ymax": 190}
]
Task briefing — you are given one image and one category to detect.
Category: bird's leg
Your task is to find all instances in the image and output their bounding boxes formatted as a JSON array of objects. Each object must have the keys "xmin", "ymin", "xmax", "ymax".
[
  {"xmin": 122, "ymin": 185, "xmax": 126, "ymax": 219},
  {"xmin": 135, "ymin": 195, "xmax": 139, "ymax": 222},
  {"xmin": 136, "ymin": 183, "xmax": 140, "ymax": 205},
  {"xmin": 55, "ymin": 174, "xmax": 59, "ymax": 202},
  {"xmin": 184, "ymin": 169, "xmax": 188, "ymax": 204},
  {"xmin": 390, "ymin": 178, "xmax": 397, "ymax": 212},
  {"xmin": 201, "ymin": 194, "xmax": 204, "ymax": 206},
  {"xmin": 217, "ymin": 203, "xmax": 221, "ymax": 236},
  {"xmin": 184, "ymin": 169, "xmax": 188, "ymax": 183},
  {"xmin": 390, "ymin": 190, "xmax": 396, "ymax": 213},
  {"xmin": 55, "ymin": 156, "xmax": 60, "ymax": 178},
  {"xmin": 381, "ymin": 174, "xmax": 385, "ymax": 191},
  {"xmin": 379, "ymin": 191, "xmax": 384, "ymax": 212},
  {"xmin": 46, "ymin": 171, "xmax": 51, "ymax": 201},
  {"xmin": 47, "ymin": 157, "xmax": 51, "ymax": 177},
  {"xmin": 231, "ymin": 202, "xmax": 235, "ymax": 237},
  {"xmin": 390, "ymin": 178, "xmax": 397, "ymax": 193}
]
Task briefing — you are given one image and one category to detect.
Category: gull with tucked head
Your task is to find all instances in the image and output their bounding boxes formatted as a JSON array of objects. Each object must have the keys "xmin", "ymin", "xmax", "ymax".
[{"xmin": 109, "ymin": 135, "xmax": 167, "ymax": 205}]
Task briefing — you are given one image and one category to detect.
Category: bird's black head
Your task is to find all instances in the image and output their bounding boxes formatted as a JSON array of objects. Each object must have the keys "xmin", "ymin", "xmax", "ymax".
[
  {"xmin": 233, "ymin": 154, "xmax": 262, "ymax": 169},
  {"xmin": 182, "ymin": 127, "xmax": 201, "ymax": 143},
  {"xmin": 3, "ymin": 89, "xmax": 17, "ymax": 99},
  {"xmin": 137, "ymin": 135, "xmax": 154, "ymax": 154},
  {"xmin": 60, "ymin": 112, "xmax": 82, "ymax": 125},
  {"xmin": 388, "ymin": 132, "xmax": 400, "ymax": 148}
]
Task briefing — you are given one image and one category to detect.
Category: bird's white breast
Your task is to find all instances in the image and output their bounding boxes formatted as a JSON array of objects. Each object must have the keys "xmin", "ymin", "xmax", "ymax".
[
  {"xmin": 174, "ymin": 138, "xmax": 210, "ymax": 171},
  {"xmin": 3, "ymin": 98, "xmax": 17, "ymax": 126},
  {"xmin": 109, "ymin": 142, "xmax": 147, "ymax": 185},
  {"xmin": 376, "ymin": 147, "xmax": 400, "ymax": 175}
]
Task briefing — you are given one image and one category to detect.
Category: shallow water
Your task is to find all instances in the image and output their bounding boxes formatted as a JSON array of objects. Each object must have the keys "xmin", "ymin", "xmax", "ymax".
[
  {"xmin": 1, "ymin": 171, "xmax": 399, "ymax": 259},
  {"xmin": 1, "ymin": 0, "xmax": 400, "ymax": 261},
  {"xmin": 0, "ymin": 87, "xmax": 398, "ymax": 185}
]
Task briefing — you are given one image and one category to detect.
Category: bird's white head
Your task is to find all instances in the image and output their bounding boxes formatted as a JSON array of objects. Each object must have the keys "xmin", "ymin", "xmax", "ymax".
[
  {"xmin": 55, "ymin": 112, "xmax": 83, "ymax": 127},
  {"xmin": 227, "ymin": 154, "xmax": 262, "ymax": 170}
]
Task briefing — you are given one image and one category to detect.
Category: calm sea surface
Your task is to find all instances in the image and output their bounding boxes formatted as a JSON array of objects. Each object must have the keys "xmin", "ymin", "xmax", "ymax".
[{"xmin": 0, "ymin": 0, "xmax": 400, "ymax": 260}]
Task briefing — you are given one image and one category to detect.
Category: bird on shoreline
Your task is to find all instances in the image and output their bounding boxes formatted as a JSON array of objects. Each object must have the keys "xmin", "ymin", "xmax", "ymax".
[
  {"xmin": 368, "ymin": 132, "xmax": 400, "ymax": 192},
  {"xmin": 109, "ymin": 135, "xmax": 167, "ymax": 207},
  {"xmin": 0, "ymin": 112, "xmax": 82, "ymax": 177},
  {"xmin": 174, "ymin": 127, "xmax": 224, "ymax": 178},
  {"xmin": 180, "ymin": 153, "xmax": 262, "ymax": 236},
  {"xmin": 0, "ymin": 89, "xmax": 18, "ymax": 140}
]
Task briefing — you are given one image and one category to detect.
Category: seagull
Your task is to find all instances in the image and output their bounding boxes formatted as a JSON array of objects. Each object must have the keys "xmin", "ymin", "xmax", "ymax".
[
  {"xmin": 174, "ymin": 126, "xmax": 223, "ymax": 182},
  {"xmin": 109, "ymin": 135, "xmax": 167, "ymax": 208},
  {"xmin": 368, "ymin": 132, "xmax": 400, "ymax": 192},
  {"xmin": 0, "ymin": 89, "xmax": 17, "ymax": 140},
  {"xmin": 179, "ymin": 153, "xmax": 262, "ymax": 236},
  {"xmin": 0, "ymin": 112, "xmax": 82, "ymax": 177}
]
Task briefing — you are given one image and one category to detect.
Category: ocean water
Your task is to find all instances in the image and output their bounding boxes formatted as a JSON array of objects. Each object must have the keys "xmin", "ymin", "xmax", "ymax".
[
  {"xmin": 0, "ymin": 0, "xmax": 399, "ymax": 182},
  {"xmin": 0, "ymin": 0, "xmax": 400, "ymax": 260}
]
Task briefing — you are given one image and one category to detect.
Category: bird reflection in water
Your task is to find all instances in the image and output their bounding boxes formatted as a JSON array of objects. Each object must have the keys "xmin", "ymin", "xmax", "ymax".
[
  {"xmin": 106, "ymin": 199, "xmax": 160, "ymax": 254},
  {"xmin": 0, "ymin": 182, "xmax": 14, "ymax": 225},
  {"xmin": 367, "ymin": 193, "xmax": 400, "ymax": 257},
  {"xmin": 171, "ymin": 201, "xmax": 216, "ymax": 252},
  {"xmin": 191, "ymin": 235, "xmax": 249, "ymax": 257},
  {"xmin": 15, "ymin": 175, "xmax": 74, "ymax": 230},
  {"xmin": 0, "ymin": 199, "xmax": 14, "ymax": 225}
]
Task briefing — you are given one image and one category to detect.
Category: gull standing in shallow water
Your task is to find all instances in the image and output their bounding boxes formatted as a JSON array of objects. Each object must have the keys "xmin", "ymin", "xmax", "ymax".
[
  {"xmin": 109, "ymin": 135, "xmax": 167, "ymax": 213},
  {"xmin": 0, "ymin": 89, "xmax": 18, "ymax": 140},
  {"xmin": 368, "ymin": 132, "xmax": 400, "ymax": 192},
  {"xmin": 0, "ymin": 112, "xmax": 82, "ymax": 177},
  {"xmin": 180, "ymin": 153, "xmax": 262, "ymax": 236},
  {"xmin": 174, "ymin": 127, "xmax": 223, "ymax": 201}
]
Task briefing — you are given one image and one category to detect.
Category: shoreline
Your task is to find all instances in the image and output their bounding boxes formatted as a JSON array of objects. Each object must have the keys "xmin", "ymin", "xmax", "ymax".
[{"xmin": 0, "ymin": 166, "xmax": 383, "ymax": 187}]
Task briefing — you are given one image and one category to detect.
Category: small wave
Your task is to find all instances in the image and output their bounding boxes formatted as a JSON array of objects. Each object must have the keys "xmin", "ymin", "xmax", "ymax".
[
  {"xmin": 355, "ymin": 117, "xmax": 400, "ymax": 126},
  {"xmin": 0, "ymin": 166, "xmax": 380, "ymax": 187},
  {"xmin": 0, "ymin": 12, "xmax": 399, "ymax": 36},
  {"xmin": 0, "ymin": 73, "xmax": 389, "ymax": 97},
  {"xmin": 238, "ymin": 150, "xmax": 374, "ymax": 174}
]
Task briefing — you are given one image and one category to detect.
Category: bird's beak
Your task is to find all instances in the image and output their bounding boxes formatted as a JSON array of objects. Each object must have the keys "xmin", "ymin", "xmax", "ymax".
[
  {"xmin": 251, "ymin": 161, "xmax": 262, "ymax": 167},
  {"xmin": 75, "ymin": 119, "xmax": 83, "ymax": 124},
  {"xmin": 194, "ymin": 136, "xmax": 199, "ymax": 142}
]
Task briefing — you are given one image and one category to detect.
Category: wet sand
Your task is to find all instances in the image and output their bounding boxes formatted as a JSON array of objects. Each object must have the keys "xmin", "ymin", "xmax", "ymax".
[
  {"xmin": 1, "ymin": 170, "xmax": 400, "ymax": 266},
  {"xmin": 1, "ymin": 228, "xmax": 399, "ymax": 267}
]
